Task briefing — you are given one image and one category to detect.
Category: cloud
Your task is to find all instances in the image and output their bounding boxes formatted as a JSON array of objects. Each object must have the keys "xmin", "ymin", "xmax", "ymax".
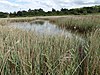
[
  {"xmin": 0, "ymin": 0, "xmax": 19, "ymax": 7},
  {"xmin": 0, "ymin": 0, "xmax": 100, "ymax": 12},
  {"xmin": 0, "ymin": 0, "xmax": 21, "ymax": 12}
]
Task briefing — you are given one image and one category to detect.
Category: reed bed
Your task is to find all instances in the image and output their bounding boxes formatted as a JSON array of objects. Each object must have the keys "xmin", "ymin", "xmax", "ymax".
[
  {"xmin": 0, "ymin": 15, "xmax": 100, "ymax": 75},
  {"xmin": 0, "ymin": 24, "xmax": 100, "ymax": 75},
  {"xmin": 0, "ymin": 17, "xmax": 36, "ymax": 26},
  {"xmin": 50, "ymin": 15, "xmax": 100, "ymax": 33}
]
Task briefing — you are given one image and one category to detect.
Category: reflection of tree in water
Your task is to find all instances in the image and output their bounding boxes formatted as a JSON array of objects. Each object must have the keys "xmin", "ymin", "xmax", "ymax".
[{"xmin": 30, "ymin": 20, "xmax": 44, "ymax": 25}]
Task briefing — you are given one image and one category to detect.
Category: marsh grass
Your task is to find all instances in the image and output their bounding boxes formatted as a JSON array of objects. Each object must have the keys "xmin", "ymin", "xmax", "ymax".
[
  {"xmin": 0, "ymin": 26, "xmax": 79, "ymax": 75},
  {"xmin": 0, "ymin": 26, "xmax": 100, "ymax": 75},
  {"xmin": 50, "ymin": 15, "xmax": 100, "ymax": 33},
  {"xmin": 0, "ymin": 15, "xmax": 100, "ymax": 75}
]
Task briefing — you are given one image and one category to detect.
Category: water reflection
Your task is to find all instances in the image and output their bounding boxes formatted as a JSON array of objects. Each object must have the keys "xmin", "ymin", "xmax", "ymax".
[
  {"xmin": 9, "ymin": 21, "xmax": 72, "ymax": 37},
  {"xmin": 9, "ymin": 20, "xmax": 84, "ymax": 41}
]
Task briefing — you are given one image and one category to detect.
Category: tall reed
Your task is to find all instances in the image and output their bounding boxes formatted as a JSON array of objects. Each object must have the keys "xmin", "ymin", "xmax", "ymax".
[
  {"xmin": 0, "ymin": 15, "xmax": 100, "ymax": 75},
  {"xmin": 50, "ymin": 15, "xmax": 100, "ymax": 33}
]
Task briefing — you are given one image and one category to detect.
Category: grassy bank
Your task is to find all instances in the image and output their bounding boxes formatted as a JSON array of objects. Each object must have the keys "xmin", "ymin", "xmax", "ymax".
[
  {"xmin": 0, "ymin": 16, "xmax": 66, "ymax": 26},
  {"xmin": 50, "ymin": 15, "xmax": 100, "ymax": 33},
  {"xmin": 0, "ymin": 25, "xmax": 100, "ymax": 75}
]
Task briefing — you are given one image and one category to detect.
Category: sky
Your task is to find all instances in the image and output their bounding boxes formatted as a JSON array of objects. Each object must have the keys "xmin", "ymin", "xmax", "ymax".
[{"xmin": 0, "ymin": 0, "xmax": 100, "ymax": 12}]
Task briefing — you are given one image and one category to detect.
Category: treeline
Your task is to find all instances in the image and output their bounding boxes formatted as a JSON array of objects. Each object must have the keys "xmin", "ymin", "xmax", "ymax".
[{"xmin": 0, "ymin": 5, "xmax": 100, "ymax": 18}]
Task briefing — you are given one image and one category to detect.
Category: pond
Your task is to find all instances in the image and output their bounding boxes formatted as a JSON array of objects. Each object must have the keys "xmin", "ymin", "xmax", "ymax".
[
  {"xmin": 9, "ymin": 20, "xmax": 71, "ymax": 36},
  {"xmin": 8, "ymin": 20, "xmax": 84, "ymax": 41}
]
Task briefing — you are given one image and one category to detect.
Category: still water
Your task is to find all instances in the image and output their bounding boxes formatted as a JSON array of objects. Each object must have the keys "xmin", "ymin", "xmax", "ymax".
[
  {"xmin": 9, "ymin": 20, "xmax": 72, "ymax": 37},
  {"xmin": 8, "ymin": 20, "xmax": 84, "ymax": 41}
]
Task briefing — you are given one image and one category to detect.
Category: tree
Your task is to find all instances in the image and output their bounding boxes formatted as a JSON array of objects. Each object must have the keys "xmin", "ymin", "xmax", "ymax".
[
  {"xmin": 52, "ymin": 8, "xmax": 56, "ymax": 12},
  {"xmin": 0, "ymin": 12, "xmax": 8, "ymax": 18},
  {"xmin": 1, "ymin": 5, "xmax": 100, "ymax": 18},
  {"xmin": 17, "ymin": 11, "xmax": 22, "ymax": 17},
  {"xmin": 61, "ymin": 8, "xmax": 69, "ymax": 14}
]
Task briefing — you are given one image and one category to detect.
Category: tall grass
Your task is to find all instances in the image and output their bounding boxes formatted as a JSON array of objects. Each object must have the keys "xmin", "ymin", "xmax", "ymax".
[
  {"xmin": 50, "ymin": 15, "xmax": 100, "ymax": 33},
  {"xmin": 0, "ymin": 15, "xmax": 100, "ymax": 75},
  {"xmin": 0, "ymin": 24, "xmax": 100, "ymax": 75}
]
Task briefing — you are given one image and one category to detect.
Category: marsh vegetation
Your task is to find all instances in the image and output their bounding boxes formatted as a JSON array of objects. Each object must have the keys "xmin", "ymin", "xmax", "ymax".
[{"xmin": 0, "ymin": 15, "xmax": 100, "ymax": 75}]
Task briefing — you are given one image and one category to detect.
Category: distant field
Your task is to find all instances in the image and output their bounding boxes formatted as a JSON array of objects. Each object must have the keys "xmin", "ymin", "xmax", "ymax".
[{"xmin": 0, "ymin": 15, "xmax": 100, "ymax": 75}]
